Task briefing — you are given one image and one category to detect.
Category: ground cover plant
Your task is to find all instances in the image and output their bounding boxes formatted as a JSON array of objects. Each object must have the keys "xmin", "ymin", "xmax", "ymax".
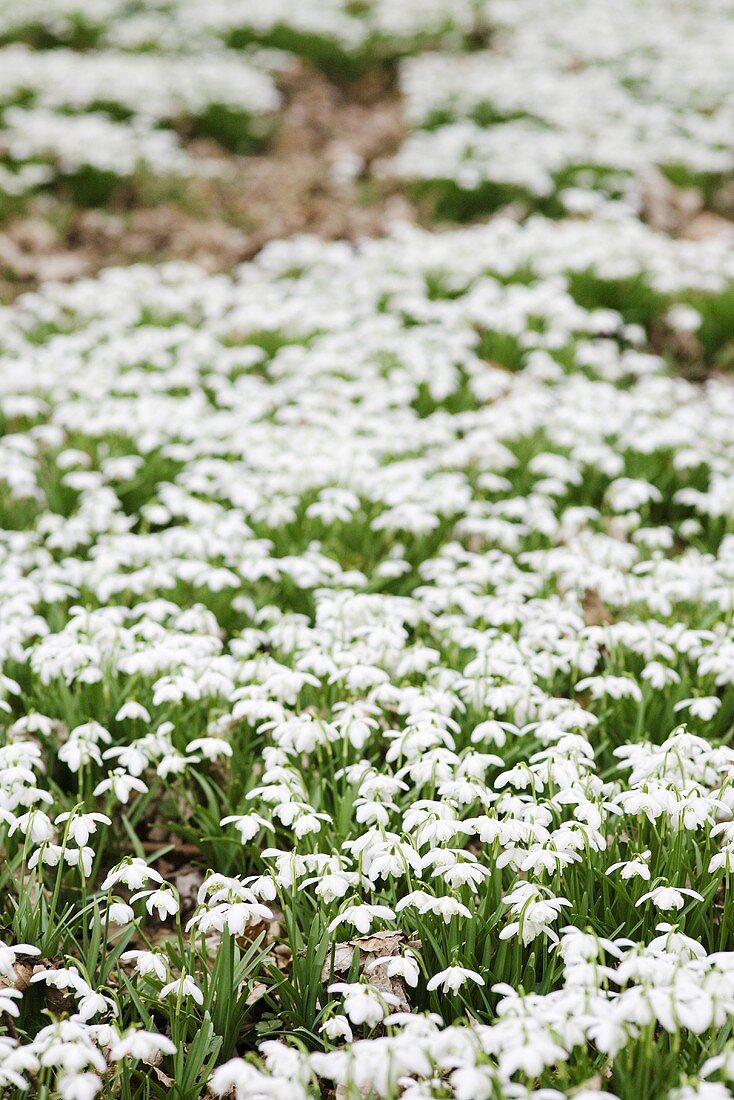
[
  {"xmin": 388, "ymin": 0, "xmax": 734, "ymax": 220},
  {"xmin": 2, "ymin": 3, "xmax": 734, "ymax": 1100}
]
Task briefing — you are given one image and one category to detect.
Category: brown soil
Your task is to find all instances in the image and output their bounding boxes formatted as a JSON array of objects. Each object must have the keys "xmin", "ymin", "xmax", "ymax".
[{"xmin": 0, "ymin": 60, "xmax": 412, "ymax": 303}]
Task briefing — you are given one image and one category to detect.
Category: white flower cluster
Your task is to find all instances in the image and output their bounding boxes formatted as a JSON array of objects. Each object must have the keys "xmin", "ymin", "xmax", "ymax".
[
  {"xmin": 0, "ymin": 205, "xmax": 733, "ymax": 1096},
  {"xmin": 0, "ymin": 45, "xmax": 280, "ymax": 124},
  {"xmin": 389, "ymin": 0, "xmax": 734, "ymax": 212},
  {"xmin": 0, "ymin": 0, "xmax": 485, "ymax": 53},
  {"xmin": 0, "ymin": 26, "xmax": 281, "ymax": 196},
  {"xmin": 0, "ymin": 107, "xmax": 208, "ymax": 182},
  {"xmin": 0, "ymin": 1, "xmax": 734, "ymax": 1098}
]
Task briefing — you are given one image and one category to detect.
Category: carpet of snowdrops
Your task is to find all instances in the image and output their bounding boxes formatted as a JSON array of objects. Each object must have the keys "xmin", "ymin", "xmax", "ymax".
[{"xmin": 3, "ymin": 3, "xmax": 734, "ymax": 1100}]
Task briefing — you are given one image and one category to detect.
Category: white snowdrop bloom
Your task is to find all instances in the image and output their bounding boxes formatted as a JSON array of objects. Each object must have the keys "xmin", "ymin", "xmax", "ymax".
[
  {"xmin": 304, "ymin": 871, "xmax": 358, "ymax": 903},
  {"xmin": 669, "ymin": 1086, "xmax": 732, "ymax": 1100},
  {"xmin": 649, "ymin": 924, "xmax": 706, "ymax": 960},
  {"xmin": 396, "ymin": 891, "xmax": 473, "ymax": 923},
  {"xmin": 68, "ymin": 722, "xmax": 111, "ymax": 746},
  {"xmin": 55, "ymin": 811, "xmax": 111, "ymax": 846},
  {"xmin": 27, "ymin": 843, "xmax": 64, "ymax": 871},
  {"xmin": 120, "ymin": 950, "xmax": 168, "ymax": 982},
  {"xmin": 101, "ymin": 858, "xmax": 163, "ymax": 892},
  {"xmin": 0, "ymin": 988, "xmax": 23, "ymax": 1017},
  {"xmin": 98, "ymin": 901, "xmax": 134, "ymax": 927},
  {"xmin": 30, "ymin": 966, "xmax": 89, "ymax": 996},
  {"xmin": 110, "ymin": 1030, "xmax": 176, "ymax": 1061},
  {"xmin": 159, "ymin": 974, "xmax": 204, "ymax": 1006},
  {"xmin": 58, "ymin": 738, "xmax": 103, "ymax": 772},
  {"xmin": 636, "ymin": 886, "xmax": 705, "ymax": 911},
  {"xmin": 209, "ymin": 1058, "xmax": 278, "ymax": 1099},
  {"xmin": 432, "ymin": 859, "xmax": 491, "ymax": 891},
  {"xmin": 245, "ymin": 874, "xmax": 279, "ymax": 902},
  {"xmin": 92, "ymin": 769, "xmax": 148, "ymax": 803},
  {"xmin": 575, "ymin": 675, "xmax": 643, "ymax": 702},
  {"xmin": 500, "ymin": 883, "xmax": 572, "ymax": 945},
  {"xmin": 187, "ymin": 736, "xmax": 232, "ymax": 760},
  {"xmin": 8, "ymin": 809, "xmax": 55, "ymax": 844},
  {"xmin": 75, "ymin": 987, "xmax": 117, "ymax": 1021},
  {"xmin": 366, "ymin": 951, "xmax": 420, "ymax": 988},
  {"xmin": 56, "ymin": 1072, "xmax": 103, "ymax": 1100},
  {"xmin": 674, "ymin": 697, "xmax": 722, "ymax": 721},
  {"xmin": 327, "ymin": 903, "xmax": 396, "ymax": 935},
  {"xmin": 606, "ymin": 851, "xmax": 652, "ymax": 881},
  {"xmin": 700, "ymin": 1048, "xmax": 734, "ymax": 1079},
  {"xmin": 708, "ymin": 849, "xmax": 734, "ymax": 874},
  {"xmin": 667, "ymin": 304, "xmax": 703, "ymax": 332},
  {"xmin": 102, "ymin": 742, "xmax": 150, "ymax": 777},
  {"xmin": 220, "ymin": 812, "xmax": 273, "ymax": 842},
  {"xmin": 131, "ymin": 887, "xmax": 180, "ymax": 921},
  {"xmin": 426, "ymin": 966, "xmax": 485, "ymax": 994},
  {"xmin": 114, "ymin": 701, "xmax": 151, "ymax": 723},
  {"xmin": 188, "ymin": 899, "xmax": 273, "ymax": 936},
  {"xmin": 614, "ymin": 788, "xmax": 674, "ymax": 823},
  {"xmin": 327, "ymin": 982, "xmax": 400, "ymax": 1027},
  {"xmin": 320, "ymin": 1014, "xmax": 353, "ymax": 1042},
  {"xmin": 0, "ymin": 940, "xmax": 41, "ymax": 979},
  {"xmin": 641, "ymin": 662, "xmax": 681, "ymax": 690},
  {"xmin": 63, "ymin": 845, "xmax": 95, "ymax": 877}
]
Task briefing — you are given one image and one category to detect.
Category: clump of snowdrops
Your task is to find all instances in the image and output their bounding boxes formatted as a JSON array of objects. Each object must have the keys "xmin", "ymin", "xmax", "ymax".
[
  {"xmin": 0, "ymin": 204, "xmax": 733, "ymax": 1098},
  {"xmin": 1, "ymin": 2, "xmax": 734, "ymax": 1100}
]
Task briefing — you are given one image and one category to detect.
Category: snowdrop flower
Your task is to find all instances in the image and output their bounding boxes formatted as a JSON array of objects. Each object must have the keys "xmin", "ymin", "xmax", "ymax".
[
  {"xmin": 63, "ymin": 845, "xmax": 95, "ymax": 877},
  {"xmin": 56, "ymin": 1072, "xmax": 102, "ymax": 1100},
  {"xmin": 27, "ymin": 843, "xmax": 63, "ymax": 870},
  {"xmin": 159, "ymin": 974, "xmax": 203, "ymax": 1006},
  {"xmin": 304, "ymin": 870, "xmax": 358, "ymax": 903},
  {"xmin": 109, "ymin": 1030, "xmax": 176, "ymax": 1060},
  {"xmin": 708, "ymin": 849, "xmax": 734, "ymax": 874},
  {"xmin": 606, "ymin": 850, "xmax": 652, "ymax": 880},
  {"xmin": 320, "ymin": 1014, "xmax": 353, "ymax": 1042},
  {"xmin": 30, "ymin": 966, "xmax": 88, "ymax": 995},
  {"xmin": 75, "ymin": 988, "xmax": 117, "ymax": 1021},
  {"xmin": 8, "ymin": 810, "xmax": 54, "ymax": 844},
  {"xmin": 187, "ymin": 737, "xmax": 232, "ymax": 760},
  {"xmin": 56, "ymin": 811, "xmax": 111, "ymax": 846},
  {"xmin": 576, "ymin": 675, "xmax": 642, "ymax": 702},
  {"xmin": 93, "ymin": 769, "xmax": 148, "ymax": 804},
  {"xmin": 101, "ymin": 858, "xmax": 163, "ymax": 892},
  {"xmin": 120, "ymin": 950, "xmax": 168, "ymax": 981},
  {"xmin": 0, "ymin": 940, "xmax": 41, "ymax": 979},
  {"xmin": 701, "ymin": 1047, "xmax": 734, "ymax": 1079},
  {"xmin": 327, "ymin": 903, "xmax": 396, "ymax": 935},
  {"xmin": 210, "ymin": 1059, "xmax": 274, "ymax": 1099},
  {"xmin": 58, "ymin": 738, "xmax": 103, "ymax": 772},
  {"xmin": 131, "ymin": 887, "xmax": 180, "ymax": 921},
  {"xmin": 637, "ymin": 886, "xmax": 705, "ymax": 911},
  {"xmin": 97, "ymin": 901, "xmax": 134, "ymax": 927},
  {"xmin": 115, "ymin": 701, "xmax": 152, "ymax": 723},
  {"xmin": 366, "ymin": 951, "xmax": 420, "ymax": 987},
  {"xmin": 0, "ymin": 988, "xmax": 23, "ymax": 1017},
  {"xmin": 426, "ymin": 966, "xmax": 485, "ymax": 993},
  {"xmin": 328, "ymin": 982, "xmax": 400, "ymax": 1027},
  {"xmin": 220, "ymin": 812, "xmax": 273, "ymax": 842},
  {"xmin": 396, "ymin": 892, "xmax": 473, "ymax": 923},
  {"xmin": 674, "ymin": 697, "xmax": 722, "ymax": 721}
]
